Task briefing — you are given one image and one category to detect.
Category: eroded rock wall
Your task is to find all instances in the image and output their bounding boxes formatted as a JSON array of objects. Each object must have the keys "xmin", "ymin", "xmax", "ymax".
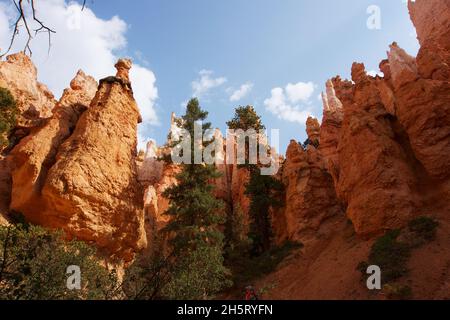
[
  {"xmin": 40, "ymin": 60, "xmax": 146, "ymax": 261},
  {"xmin": 6, "ymin": 59, "xmax": 146, "ymax": 262},
  {"xmin": 0, "ymin": 52, "xmax": 55, "ymax": 132},
  {"xmin": 276, "ymin": 140, "xmax": 342, "ymax": 243},
  {"xmin": 9, "ymin": 71, "xmax": 97, "ymax": 222}
]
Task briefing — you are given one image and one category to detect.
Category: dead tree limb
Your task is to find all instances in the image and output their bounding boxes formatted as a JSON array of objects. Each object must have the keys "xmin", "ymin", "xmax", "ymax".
[{"xmin": 0, "ymin": 0, "xmax": 88, "ymax": 58}]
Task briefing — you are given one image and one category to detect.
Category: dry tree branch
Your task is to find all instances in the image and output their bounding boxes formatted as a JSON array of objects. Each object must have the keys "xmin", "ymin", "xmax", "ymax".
[
  {"xmin": 30, "ymin": 0, "xmax": 56, "ymax": 55},
  {"xmin": 0, "ymin": 0, "xmax": 88, "ymax": 58}
]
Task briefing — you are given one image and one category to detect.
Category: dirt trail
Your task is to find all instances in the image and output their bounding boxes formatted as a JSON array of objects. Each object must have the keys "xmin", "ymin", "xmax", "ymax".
[{"xmin": 253, "ymin": 211, "xmax": 449, "ymax": 300}]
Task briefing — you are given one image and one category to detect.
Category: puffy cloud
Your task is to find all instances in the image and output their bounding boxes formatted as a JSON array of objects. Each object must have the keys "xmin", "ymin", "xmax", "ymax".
[
  {"xmin": 191, "ymin": 69, "xmax": 227, "ymax": 98},
  {"xmin": 130, "ymin": 65, "xmax": 159, "ymax": 125},
  {"xmin": 230, "ymin": 82, "xmax": 253, "ymax": 102},
  {"xmin": 0, "ymin": 0, "xmax": 158, "ymax": 126},
  {"xmin": 285, "ymin": 82, "xmax": 315, "ymax": 103},
  {"xmin": 367, "ymin": 70, "xmax": 384, "ymax": 77},
  {"xmin": 264, "ymin": 82, "xmax": 316, "ymax": 124}
]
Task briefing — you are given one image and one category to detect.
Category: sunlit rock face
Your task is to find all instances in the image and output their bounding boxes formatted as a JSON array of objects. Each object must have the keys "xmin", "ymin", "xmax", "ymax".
[
  {"xmin": 319, "ymin": 80, "xmax": 344, "ymax": 186},
  {"xmin": 332, "ymin": 63, "xmax": 420, "ymax": 236},
  {"xmin": 7, "ymin": 59, "xmax": 146, "ymax": 262},
  {"xmin": 272, "ymin": 139, "xmax": 342, "ymax": 243},
  {"xmin": 138, "ymin": 140, "xmax": 164, "ymax": 185},
  {"xmin": 9, "ymin": 70, "xmax": 97, "ymax": 223},
  {"xmin": 0, "ymin": 52, "xmax": 55, "ymax": 130}
]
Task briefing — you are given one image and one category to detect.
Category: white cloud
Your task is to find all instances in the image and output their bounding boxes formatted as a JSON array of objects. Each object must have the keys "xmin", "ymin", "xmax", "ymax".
[
  {"xmin": 264, "ymin": 83, "xmax": 316, "ymax": 124},
  {"xmin": 367, "ymin": 70, "xmax": 384, "ymax": 78},
  {"xmin": 0, "ymin": 0, "xmax": 158, "ymax": 126},
  {"xmin": 0, "ymin": 4, "xmax": 12, "ymax": 47},
  {"xmin": 130, "ymin": 65, "xmax": 158, "ymax": 125},
  {"xmin": 230, "ymin": 82, "xmax": 253, "ymax": 102},
  {"xmin": 191, "ymin": 69, "xmax": 227, "ymax": 98},
  {"xmin": 285, "ymin": 82, "xmax": 315, "ymax": 103}
]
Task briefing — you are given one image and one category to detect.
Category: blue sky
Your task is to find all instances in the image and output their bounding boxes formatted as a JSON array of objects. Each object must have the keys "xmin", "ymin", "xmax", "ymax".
[{"xmin": 0, "ymin": 0, "xmax": 420, "ymax": 153}]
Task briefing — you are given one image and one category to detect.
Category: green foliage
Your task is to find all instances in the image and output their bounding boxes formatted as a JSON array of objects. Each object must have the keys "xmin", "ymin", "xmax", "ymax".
[
  {"xmin": 228, "ymin": 241, "xmax": 303, "ymax": 286},
  {"xmin": 224, "ymin": 205, "xmax": 250, "ymax": 258},
  {"xmin": 122, "ymin": 250, "xmax": 172, "ymax": 300},
  {"xmin": 383, "ymin": 283, "xmax": 412, "ymax": 300},
  {"xmin": 0, "ymin": 224, "xmax": 120, "ymax": 300},
  {"xmin": 163, "ymin": 244, "xmax": 232, "ymax": 300},
  {"xmin": 227, "ymin": 106, "xmax": 265, "ymax": 132},
  {"xmin": 359, "ymin": 216, "xmax": 440, "ymax": 294},
  {"xmin": 408, "ymin": 216, "xmax": 439, "ymax": 242},
  {"xmin": 367, "ymin": 230, "xmax": 410, "ymax": 284},
  {"xmin": 302, "ymin": 138, "xmax": 319, "ymax": 150},
  {"xmin": 227, "ymin": 106, "xmax": 284, "ymax": 256},
  {"xmin": 162, "ymin": 98, "xmax": 231, "ymax": 299},
  {"xmin": 245, "ymin": 167, "xmax": 284, "ymax": 255},
  {"xmin": 0, "ymin": 87, "xmax": 18, "ymax": 149}
]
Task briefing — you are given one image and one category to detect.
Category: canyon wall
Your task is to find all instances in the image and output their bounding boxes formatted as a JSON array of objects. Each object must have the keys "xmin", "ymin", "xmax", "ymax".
[
  {"xmin": 272, "ymin": 0, "xmax": 450, "ymax": 239},
  {"xmin": 0, "ymin": 0, "xmax": 447, "ymax": 269},
  {"xmin": 0, "ymin": 53, "xmax": 55, "ymax": 142},
  {"xmin": 3, "ymin": 58, "xmax": 146, "ymax": 262}
]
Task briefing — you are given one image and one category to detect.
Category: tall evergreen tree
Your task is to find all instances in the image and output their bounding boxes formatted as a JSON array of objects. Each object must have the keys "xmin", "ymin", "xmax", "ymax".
[
  {"xmin": 227, "ymin": 106, "xmax": 284, "ymax": 256},
  {"xmin": 162, "ymin": 98, "xmax": 231, "ymax": 299}
]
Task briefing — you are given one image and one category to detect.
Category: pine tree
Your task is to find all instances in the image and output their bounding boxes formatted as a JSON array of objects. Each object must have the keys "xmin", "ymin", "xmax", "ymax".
[
  {"xmin": 227, "ymin": 106, "xmax": 284, "ymax": 256},
  {"xmin": 245, "ymin": 166, "xmax": 284, "ymax": 255},
  {"xmin": 162, "ymin": 98, "xmax": 231, "ymax": 299}
]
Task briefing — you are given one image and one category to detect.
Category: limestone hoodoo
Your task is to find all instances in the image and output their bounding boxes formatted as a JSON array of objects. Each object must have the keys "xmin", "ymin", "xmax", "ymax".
[
  {"xmin": 9, "ymin": 70, "xmax": 97, "ymax": 222},
  {"xmin": 37, "ymin": 59, "xmax": 146, "ymax": 261},
  {"xmin": 0, "ymin": 52, "xmax": 56, "ymax": 143}
]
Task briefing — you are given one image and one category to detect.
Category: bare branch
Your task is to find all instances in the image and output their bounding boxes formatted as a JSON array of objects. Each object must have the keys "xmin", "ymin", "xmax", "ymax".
[{"xmin": 0, "ymin": 0, "xmax": 88, "ymax": 58}]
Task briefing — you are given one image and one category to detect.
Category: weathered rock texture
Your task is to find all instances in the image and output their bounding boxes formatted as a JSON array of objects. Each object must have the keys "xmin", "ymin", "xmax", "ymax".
[
  {"xmin": 9, "ymin": 70, "xmax": 97, "ymax": 222},
  {"xmin": 137, "ymin": 139, "xmax": 180, "ymax": 255},
  {"xmin": 137, "ymin": 140, "xmax": 164, "ymax": 185},
  {"xmin": 7, "ymin": 59, "xmax": 146, "ymax": 261},
  {"xmin": 306, "ymin": 117, "xmax": 320, "ymax": 143},
  {"xmin": 0, "ymin": 0, "xmax": 447, "ymax": 298},
  {"xmin": 272, "ymin": 0, "xmax": 449, "ymax": 238},
  {"xmin": 41, "ymin": 60, "xmax": 146, "ymax": 261},
  {"xmin": 142, "ymin": 161, "xmax": 180, "ymax": 255},
  {"xmin": 408, "ymin": 0, "xmax": 450, "ymax": 54},
  {"xmin": 0, "ymin": 52, "xmax": 55, "ymax": 130},
  {"xmin": 319, "ymin": 80, "xmax": 343, "ymax": 186},
  {"xmin": 274, "ymin": 140, "xmax": 343, "ymax": 243},
  {"xmin": 333, "ymin": 63, "xmax": 420, "ymax": 236}
]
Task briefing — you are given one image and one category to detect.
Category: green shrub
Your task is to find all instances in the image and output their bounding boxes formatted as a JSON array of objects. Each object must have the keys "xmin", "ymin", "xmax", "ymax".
[
  {"xmin": 123, "ymin": 249, "xmax": 173, "ymax": 300},
  {"xmin": 228, "ymin": 241, "xmax": 303, "ymax": 286},
  {"xmin": 162, "ymin": 244, "xmax": 233, "ymax": 300},
  {"xmin": 0, "ymin": 87, "xmax": 18, "ymax": 149},
  {"xmin": 408, "ymin": 216, "xmax": 439, "ymax": 242},
  {"xmin": 367, "ymin": 230, "xmax": 410, "ymax": 284},
  {"xmin": 360, "ymin": 216, "xmax": 440, "ymax": 292},
  {"xmin": 0, "ymin": 224, "xmax": 121, "ymax": 300},
  {"xmin": 383, "ymin": 283, "xmax": 412, "ymax": 300}
]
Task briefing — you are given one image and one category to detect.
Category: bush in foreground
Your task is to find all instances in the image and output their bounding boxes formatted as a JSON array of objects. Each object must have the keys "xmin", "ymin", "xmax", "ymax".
[{"xmin": 0, "ymin": 224, "xmax": 120, "ymax": 300}]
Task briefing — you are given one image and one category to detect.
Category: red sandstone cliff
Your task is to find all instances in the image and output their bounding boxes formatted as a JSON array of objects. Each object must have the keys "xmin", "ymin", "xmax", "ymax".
[
  {"xmin": 254, "ymin": 0, "xmax": 450, "ymax": 299},
  {"xmin": 0, "ymin": 0, "xmax": 447, "ymax": 300},
  {"xmin": 0, "ymin": 53, "xmax": 55, "ymax": 139},
  {"xmin": 4, "ymin": 58, "xmax": 147, "ymax": 262}
]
